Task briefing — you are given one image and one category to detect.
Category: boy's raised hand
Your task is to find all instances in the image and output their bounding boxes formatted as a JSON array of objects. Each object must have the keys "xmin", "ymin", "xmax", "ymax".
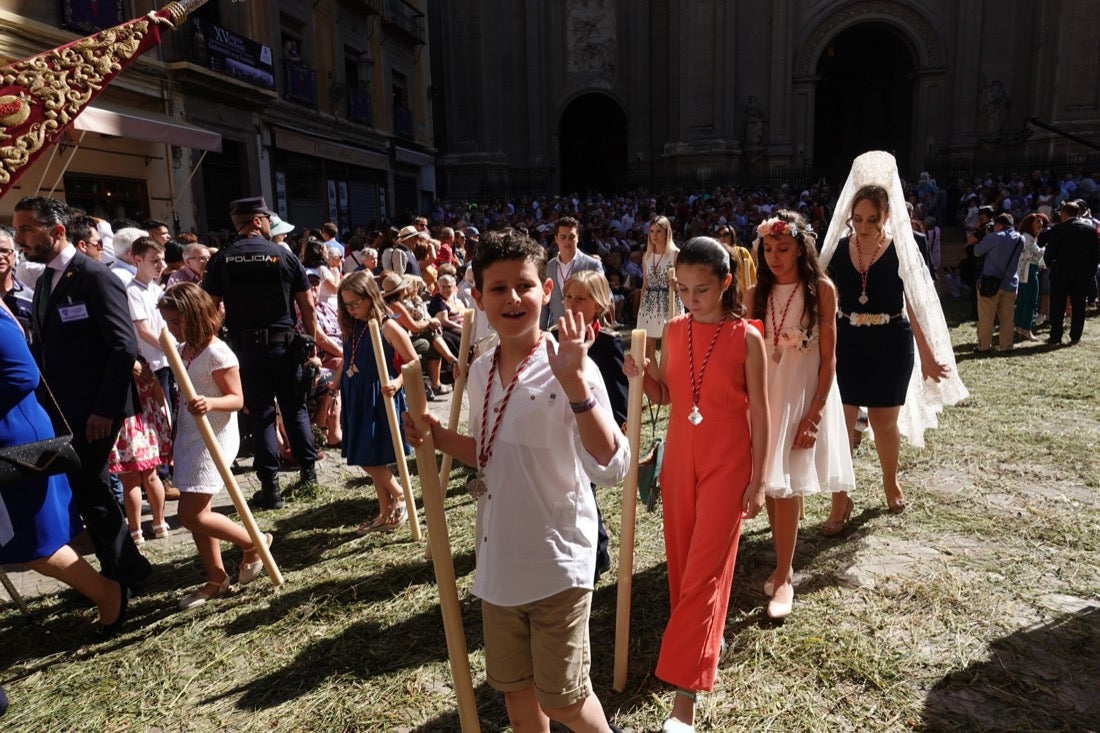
[{"xmin": 546, "ymin": 309, "xmax": 594, "ymax": 385}]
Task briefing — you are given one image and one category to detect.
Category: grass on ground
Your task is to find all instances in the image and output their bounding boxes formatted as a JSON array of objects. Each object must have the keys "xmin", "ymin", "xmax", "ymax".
[{"xmin": 1, "ymin": 301, "xmax": 1098, "ymax": 732}]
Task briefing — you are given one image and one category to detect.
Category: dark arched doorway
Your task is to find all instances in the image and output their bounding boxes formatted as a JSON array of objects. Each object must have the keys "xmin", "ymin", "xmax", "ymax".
[
  {"xmin": 559, "ymin": 93, "xmax": 627, "ymax": 195},
  {"xmin": 813, "ymin": 23, "xmax": 915, "ymax": 178}
]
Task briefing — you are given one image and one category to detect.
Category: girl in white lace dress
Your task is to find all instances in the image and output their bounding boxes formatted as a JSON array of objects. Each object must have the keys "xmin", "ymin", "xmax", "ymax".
[
  {"xmin": 748, "ymin": 211, "xmax": 854, "ymax": 619},
  {"xmin": 159, "ymin": 283, "xmax": 272, "ymax": 610}
]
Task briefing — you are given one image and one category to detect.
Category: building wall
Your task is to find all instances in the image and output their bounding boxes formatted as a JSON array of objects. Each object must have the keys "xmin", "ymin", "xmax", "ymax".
[
  {"xmin": 0, "ymin": 0, "xmax": 438, "ymax": 234},
  {"xmin": 430, "ymin": 0, "xmax": 1100, "ymax": 197}
]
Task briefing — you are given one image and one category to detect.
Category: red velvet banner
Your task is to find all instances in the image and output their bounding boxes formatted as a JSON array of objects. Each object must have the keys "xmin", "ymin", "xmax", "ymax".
[{"xmin": 0, "ymin": 10, "xmax": 177, "ymax": 198}]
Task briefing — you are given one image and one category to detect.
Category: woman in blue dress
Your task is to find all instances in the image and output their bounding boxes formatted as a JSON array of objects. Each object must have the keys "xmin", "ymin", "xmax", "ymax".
[
  {"xmin": 336, "ymin": 272, "xmax": 419, "ymax": 535},
  {"xmin": 0, "ymin": 303, "xmax": 128, "ymax": 639}
]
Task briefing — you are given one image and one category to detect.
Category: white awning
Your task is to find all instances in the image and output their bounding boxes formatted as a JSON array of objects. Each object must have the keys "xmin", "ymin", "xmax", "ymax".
[{"xmin": 73, "ymin": 104, "xmax": 222, "ymax": 152}]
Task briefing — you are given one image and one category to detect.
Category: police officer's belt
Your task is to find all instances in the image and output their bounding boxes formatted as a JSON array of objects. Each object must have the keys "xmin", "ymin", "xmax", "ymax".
[{"xmin": 231, "ymin": 328, "xmax": 295, "ymax": 346}]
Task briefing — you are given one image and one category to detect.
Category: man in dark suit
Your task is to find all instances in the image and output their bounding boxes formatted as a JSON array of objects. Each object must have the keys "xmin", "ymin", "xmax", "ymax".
[
  {"xmin": 15, "ymin": 196, "xmax": 150, "ymax": 588},
  {"xmin": 1040, "ymin": 200, "xmax": 1100, "ymax": 345}
]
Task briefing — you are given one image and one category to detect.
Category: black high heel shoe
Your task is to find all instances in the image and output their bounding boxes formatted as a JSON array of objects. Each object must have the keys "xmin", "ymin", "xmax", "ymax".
[{"xmin": 96, "ymin": 583, "xmax": 130, "ymax": 641}]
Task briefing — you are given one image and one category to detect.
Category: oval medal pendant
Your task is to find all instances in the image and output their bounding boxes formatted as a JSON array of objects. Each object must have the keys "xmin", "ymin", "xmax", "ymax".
[
  {"xmin": 688, "ymin": 405, "xmax": 703, "ymax": 426},
  {"xmin": 858, "ymin": 292, "xmax": 869, "ymax": 305},
  {"xmin": 772, "ymin": 347, "xmax": 783, "ymax": 364},
  {"xmin": 467, "ymin": 473, "xmax": 488, "ymax": 499}
]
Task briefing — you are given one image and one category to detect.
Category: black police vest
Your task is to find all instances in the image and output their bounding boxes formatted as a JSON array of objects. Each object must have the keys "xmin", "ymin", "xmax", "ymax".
[{"xmin": 218, "ymin": 238, "xmax": 295, "ymax": 331}]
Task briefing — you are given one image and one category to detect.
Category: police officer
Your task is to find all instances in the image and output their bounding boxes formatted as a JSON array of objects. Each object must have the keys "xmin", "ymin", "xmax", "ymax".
[{"xmin": 202, "ymin": 197, "xmax": 318, "ymax": 508}]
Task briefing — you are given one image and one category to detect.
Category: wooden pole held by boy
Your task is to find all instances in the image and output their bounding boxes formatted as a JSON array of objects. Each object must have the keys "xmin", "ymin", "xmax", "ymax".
[
  {"xmin": 402, "ymin": 360, "xmax": 481, "ymax": 733},
  {"xmin": 426, "ymin": 310, "xmax": 474, "ymax": 561},
  {"xmin": 158, "ymin": 328, "xmax": 284, "ymax": 587},
  {"xmin": 437, "ymin": 310, "xmax": 474, "ymax": 489},
  {"xmin": 368, "ymin": 318, "xmax": 423, "ymax": 541},
  {"xmin": 613, "ymin": 329, "xmax": 647, "ymax": 691}
]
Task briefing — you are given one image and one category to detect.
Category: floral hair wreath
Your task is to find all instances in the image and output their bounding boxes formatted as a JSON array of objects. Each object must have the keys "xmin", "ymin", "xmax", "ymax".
[{"xmin": 756, "ymin": 217, "xmax": 812, "ymax": 240}]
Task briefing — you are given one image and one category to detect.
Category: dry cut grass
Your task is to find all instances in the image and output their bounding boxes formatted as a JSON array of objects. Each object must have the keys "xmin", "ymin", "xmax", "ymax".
[{"xmin": 1, "ymin": 302, "xmax": 1098, "ymax": 732}]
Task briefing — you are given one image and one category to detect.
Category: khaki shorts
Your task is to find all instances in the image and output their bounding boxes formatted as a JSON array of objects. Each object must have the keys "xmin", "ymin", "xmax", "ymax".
[{"xmin": 481, "ymin": 587, "xmax": 593, "ymax": 709}]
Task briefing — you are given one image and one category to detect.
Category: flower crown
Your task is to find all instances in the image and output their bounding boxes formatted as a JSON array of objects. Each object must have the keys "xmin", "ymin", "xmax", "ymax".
[{"xmin": 756, "ymin": 217, "xmax": 812, "ymax": 239}]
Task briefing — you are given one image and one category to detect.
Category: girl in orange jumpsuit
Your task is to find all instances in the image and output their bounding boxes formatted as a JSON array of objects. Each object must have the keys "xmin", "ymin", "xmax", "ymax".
[{"xmin": 626, "ymin": 236, "xmax": 769, "ymax": 732}]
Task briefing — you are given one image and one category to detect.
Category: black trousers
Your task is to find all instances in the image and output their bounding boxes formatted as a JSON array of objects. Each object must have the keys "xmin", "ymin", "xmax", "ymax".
[
  {"xmin": 67, "ymin": 422, "xmax": 151, "ymax": 586},
  {"xmin": 1048, "ymin": 274, "xmax": 1090, "ymax": 343},
  {"xmin": 236, "ymin": 341, "xmax": 317, "ymax": 484}
]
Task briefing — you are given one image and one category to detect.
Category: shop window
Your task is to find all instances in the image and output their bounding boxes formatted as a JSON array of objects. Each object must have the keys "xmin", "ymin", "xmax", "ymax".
[{"xmin": 64, "ymin": 173, "xmax": 149, "ymax": 223}]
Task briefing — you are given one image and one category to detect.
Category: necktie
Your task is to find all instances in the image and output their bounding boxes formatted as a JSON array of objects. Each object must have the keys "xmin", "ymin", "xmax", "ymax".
[{"xmin": 35, "ymin": 267, "xmax": 54, "ymax": 327}]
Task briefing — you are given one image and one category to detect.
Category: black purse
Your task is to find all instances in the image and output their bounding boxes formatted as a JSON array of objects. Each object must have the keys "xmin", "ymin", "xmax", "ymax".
[{"xmin": 0, "ymin": 374, "xmax": 81, "ymax": 487}]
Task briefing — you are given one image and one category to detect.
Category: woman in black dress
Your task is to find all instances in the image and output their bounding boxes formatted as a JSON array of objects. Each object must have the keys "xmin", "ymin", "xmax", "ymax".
[{"xmin": 821, "ymin": 176, "xmax": 956, "ymax": 533}]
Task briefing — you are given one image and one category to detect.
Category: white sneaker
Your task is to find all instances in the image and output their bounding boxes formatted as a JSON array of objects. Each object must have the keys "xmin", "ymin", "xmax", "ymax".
[{"xmin": 662, "ymin": 718, "xmax": 694, "ymax": 733}]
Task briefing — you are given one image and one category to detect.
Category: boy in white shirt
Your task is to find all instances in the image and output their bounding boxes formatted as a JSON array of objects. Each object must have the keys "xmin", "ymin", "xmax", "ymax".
[{"xmin": 406, "ymin": 229, "xmax": 628, "ymax": 732}]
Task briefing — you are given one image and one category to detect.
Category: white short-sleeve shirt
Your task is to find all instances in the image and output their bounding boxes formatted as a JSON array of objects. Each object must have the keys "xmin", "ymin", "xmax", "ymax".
[
  {"xmin": 466, "ymin": 335, "xmax": 630, "ymax": 607},
  {"xmin": 126, "ymin": 278, "xmax": 167, "ymax": 371}
]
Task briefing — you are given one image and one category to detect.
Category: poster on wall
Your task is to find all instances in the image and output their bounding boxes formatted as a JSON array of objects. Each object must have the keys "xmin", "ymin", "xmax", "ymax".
[{"xmin": 189, "ymin": 17, "xmax": 275, "ymax": 90}]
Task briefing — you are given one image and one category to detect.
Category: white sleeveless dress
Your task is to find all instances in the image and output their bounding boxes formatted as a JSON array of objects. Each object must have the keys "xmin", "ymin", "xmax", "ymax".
[{"xmin": 761, "ymin": 282, "xmax": 855, "ymax": 498}]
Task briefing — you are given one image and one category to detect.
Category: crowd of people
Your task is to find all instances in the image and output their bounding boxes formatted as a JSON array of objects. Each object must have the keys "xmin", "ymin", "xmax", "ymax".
[{"xmin": 1, "ymin": 152, "xmax": 1098, "ymax": 730}]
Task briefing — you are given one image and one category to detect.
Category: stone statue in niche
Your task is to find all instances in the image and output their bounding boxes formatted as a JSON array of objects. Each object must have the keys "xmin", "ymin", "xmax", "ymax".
[
  {"xmin": 977, "ymin": 79, "xmax": 1010, "ymax": 140},
  {"xmin": 744, "ymin": 95, "xmax": 769, "ymax": 149},
  {"xmin": 567, "ymin": 0, "xmax": 616, "ymax": 75}
]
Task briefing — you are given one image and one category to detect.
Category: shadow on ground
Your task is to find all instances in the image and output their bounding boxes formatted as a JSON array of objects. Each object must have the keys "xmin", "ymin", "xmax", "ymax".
[{"xmin": 922, "ymin": 604, "xmax": 1100, "ymax": 732}]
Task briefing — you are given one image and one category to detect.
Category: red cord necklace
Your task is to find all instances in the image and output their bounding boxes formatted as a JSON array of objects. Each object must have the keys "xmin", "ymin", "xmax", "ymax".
[
  {"xmin": 467, "ymin": 333, "xmax": 545, "ymax": 498},
  {"xmin": 767, "ymin": 284, "xmax": 800, "ymax": 364},
  {"xmin": 346, "ymin": 320, "xmax": 369, "ymax": 377},
  {"xmin": 687, "ymin": 315, "xmax": 726, "ymax": 426},
  {"xmin": 853, "ymin": 233, "xmax": 884, "ymax": 305}
]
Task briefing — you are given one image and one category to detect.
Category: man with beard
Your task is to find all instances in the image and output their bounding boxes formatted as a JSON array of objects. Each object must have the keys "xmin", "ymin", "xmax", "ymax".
[{"xmin": 15, "ymin": 196, "xmax": 150, "ymax": 589}]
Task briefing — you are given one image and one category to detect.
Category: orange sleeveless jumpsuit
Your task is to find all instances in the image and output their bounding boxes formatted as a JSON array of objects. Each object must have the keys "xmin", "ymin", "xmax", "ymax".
[{"xmin": 655, "ymin": 316, "xmax": 754, "ymax": 692}]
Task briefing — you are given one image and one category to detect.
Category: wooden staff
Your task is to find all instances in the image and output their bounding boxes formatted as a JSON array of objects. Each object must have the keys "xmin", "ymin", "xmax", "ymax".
[
  {"xmin": 667, "ymin": 264, "xmax": 677, "ymax": 320},
  {"xmin": 402, "ymin": 360, "xmax": 481, "ymax": 732},
  {"xmin": 368, "ymin": 318, "xmax": 422, "ymax": 541},
  {"xmin": 158, "ymin": 328, "xmax": 284, "ymax": 587},
  {"xmin": 437, "ymin": 310, "xmax": 474, "ymax": 489},
  {"xmin": 613, "ymin": 329, "xmax": 647, "ymax": 691}
]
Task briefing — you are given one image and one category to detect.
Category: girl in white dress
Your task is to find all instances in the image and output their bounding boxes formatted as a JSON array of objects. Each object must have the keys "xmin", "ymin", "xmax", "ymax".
[
  {"xmin": 748, "ymin": 211, "xmax": 854, "ymax": 619},
  {"xmin": 636, "ymin": 215, "xmax": 682, "ymax": 366},
  {"xmin": 158, "ymin": 283, "xmax": 272, "ymax": 610}
]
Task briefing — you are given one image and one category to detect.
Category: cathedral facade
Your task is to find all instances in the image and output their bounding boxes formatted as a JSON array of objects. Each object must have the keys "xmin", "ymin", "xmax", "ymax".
[{"xmin": 429, "ymin": 0, "xmax": 1100, "ymax": 197}]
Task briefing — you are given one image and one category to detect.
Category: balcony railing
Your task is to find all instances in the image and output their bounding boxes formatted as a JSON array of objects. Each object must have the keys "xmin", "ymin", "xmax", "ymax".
[
  {"xmin": 284, "ymin": 60, "xmax": 318, "ymax": 108},
  {"xmin": 393, "ymin": 104, "xmax": 414, "ymax": 139},
  {"xmin": 382, "ymin": 0, "xmax": 426, "ymax": 45},
  {"xmin": 348, "ymin": 87, "xmax": 374, "ymax": 126}
]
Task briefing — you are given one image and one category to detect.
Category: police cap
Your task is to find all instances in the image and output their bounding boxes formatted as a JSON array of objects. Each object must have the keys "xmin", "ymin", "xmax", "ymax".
[{"xmin": 229, "ymin": 196, "xmax": 276, "ymax": 221}]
